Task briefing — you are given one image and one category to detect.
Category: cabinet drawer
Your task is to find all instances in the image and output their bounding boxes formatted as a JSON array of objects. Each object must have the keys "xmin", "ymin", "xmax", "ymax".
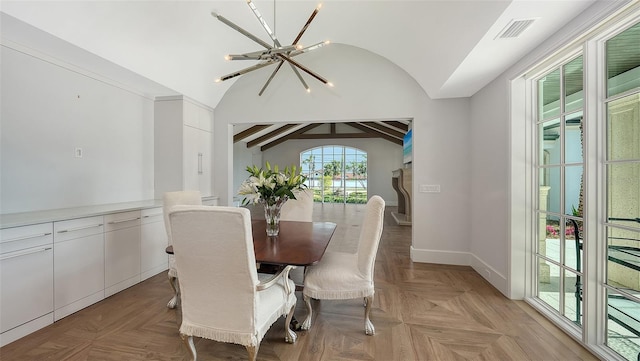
[
  {"xmin": 0, "ymin": 223, "xmax": 53, "ymax": 254},
  {"xmin": 104, "ymin": 211, "xmax": 141, "ymax": 232},
  {"xmin": 54, "ymin": 216, "xmax": 103, "ymax": 243},
  {"xmin": 1, "ymin": 223, "xmax": 54, "ymax": 334},
  {"xmin": 141, "ymin": 208, "xmax": 163, "ymax": 225}
]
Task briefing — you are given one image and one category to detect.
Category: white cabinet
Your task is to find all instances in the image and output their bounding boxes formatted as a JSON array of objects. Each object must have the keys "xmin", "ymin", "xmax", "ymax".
[
  {"xmin": 0, "ymin": 223, "xmax": 54, "ymax": 347},
  {"xmin": 155, "ymin": 96, "xmax": 214, "ymax": 198},
  {"xmin": 104, "ymin": 211, "xmax": 141, "ymax": 297},
  {"xmin": 140, "ymin": 207, "xmax": 168, "ymax": 281},
  {"xmin": 53, "ymin": 216, "xmax": 104, "ymax": 320},
  {"xmin": 183, "ymin": 124, "xmax": 212, "ymax": 195}
]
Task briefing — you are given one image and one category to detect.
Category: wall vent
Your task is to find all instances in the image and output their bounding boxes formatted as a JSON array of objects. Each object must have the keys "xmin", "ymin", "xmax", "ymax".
[{"xmin": 495, "ymin": 18, "xmax": 538, "ymax": 39}]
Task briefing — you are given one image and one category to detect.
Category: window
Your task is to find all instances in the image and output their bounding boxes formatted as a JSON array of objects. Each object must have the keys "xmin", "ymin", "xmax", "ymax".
[
  {"xmin": 300, "ymin": 146, "xmax": 368, "ymax": 204},
  {"xmin": 529, "ymin": 12, "xmax": 640, "ymax": 361},
  {"xmin": 604, "ymin": 21, "xmax": 640, "ymax": 360},
  {"xmin": 535, "ymin": 54, "xmax": 585, "ymax": 326}
]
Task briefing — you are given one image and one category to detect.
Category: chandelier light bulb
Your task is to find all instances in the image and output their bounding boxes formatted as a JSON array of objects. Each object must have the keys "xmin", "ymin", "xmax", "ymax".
[
  {"xmin": 327, "ymin": 82, "xmax": 334, "ymax": 87},
  {"xmin": 324, "ymin": 40, "xmax": 331, "ymax": 45},
  {"xmin": 212, "ymin": 0, "xmax": 330, "ymax": 95}
]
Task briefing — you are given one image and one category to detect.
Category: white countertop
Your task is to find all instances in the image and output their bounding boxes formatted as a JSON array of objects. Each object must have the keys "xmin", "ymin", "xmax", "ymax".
[{"xmin": 0, "ymin": 200, "xmax": 164, "ymax": 229}]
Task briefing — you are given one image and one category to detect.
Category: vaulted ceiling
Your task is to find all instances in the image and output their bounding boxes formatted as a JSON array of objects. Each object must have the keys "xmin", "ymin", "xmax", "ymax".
[{"xmin": 1, "ymin": 0, "xmax": 601, "ymax": 147}]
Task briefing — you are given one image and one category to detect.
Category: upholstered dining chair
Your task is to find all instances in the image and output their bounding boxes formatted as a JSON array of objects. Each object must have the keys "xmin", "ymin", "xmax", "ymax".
[
  {"xmin": 162, "ymin": 190, "xmax": 202, "ymax": 309},
  {"xmin": 280, "ymin": 188, "xmax": 314, "ymax": 222},
  {"xmin": 301, "ymin": 195, "xmax": 385, "ymax": 335},
  {"xmin": 168, "ymin": 205, "xmax": 297, "ymax": 361}
]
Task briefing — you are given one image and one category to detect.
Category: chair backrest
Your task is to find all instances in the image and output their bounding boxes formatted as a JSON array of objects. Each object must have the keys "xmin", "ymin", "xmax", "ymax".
[
  {"xmin": 356, "ymin": 195, "xmax": 386, "ymax": 277},
  {"xmin": 243, "ymin": 189, "xmax": 314, "ymax": 222},
  {"xmin": 280, "ymin": 189, "xmax": 314, "ymax": 222},
  {"xmin": 163, "ymin": 190, "xmax": 202, "ymax": 245},
  {"xmin": 168, "ymin": 205, "xmax": 259, "ymax": 336}
]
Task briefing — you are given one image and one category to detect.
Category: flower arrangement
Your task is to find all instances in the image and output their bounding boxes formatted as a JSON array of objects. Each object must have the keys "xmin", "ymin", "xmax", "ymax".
[{"xmin": 238, "ymin": 162, "xmax": 308, "ymax": 206}]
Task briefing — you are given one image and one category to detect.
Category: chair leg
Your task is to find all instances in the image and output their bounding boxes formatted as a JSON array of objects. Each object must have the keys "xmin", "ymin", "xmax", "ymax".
[
  {"xmin": 364, "ymin": 295, "xmax": 375, "ymax": 335},
  {"xmin": 245, "ymin": 344, "xmax": 258, "ymax": 361},
  {"xmin": 180, "ymin": 333, "xmax": 197, "ymax": 361},
  {"xmin": 301, "ymin": 294, "xmax": 313, "ymax": 331},
  {"xmin": 167, "ymin": 275, "xmax": 180, "ymax": 309},
  {"xmin": 284, "ymin": 304, "xmax": 298, "ymax": 343}
]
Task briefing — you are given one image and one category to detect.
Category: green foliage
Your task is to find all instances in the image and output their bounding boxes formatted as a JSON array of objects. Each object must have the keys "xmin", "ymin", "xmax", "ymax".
[
  {"xmin": 238, "ymin": 162, "xmax": 307, "ymax": 206},
  {"xmin": 323, "ymin": 160, "xmax": 342, "ymax": 177}
]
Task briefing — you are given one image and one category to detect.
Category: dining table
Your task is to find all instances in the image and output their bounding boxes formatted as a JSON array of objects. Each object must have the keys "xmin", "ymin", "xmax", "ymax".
[{"xmin": 165, "ymin": 220, "xmax": 337, "ymax": 267}]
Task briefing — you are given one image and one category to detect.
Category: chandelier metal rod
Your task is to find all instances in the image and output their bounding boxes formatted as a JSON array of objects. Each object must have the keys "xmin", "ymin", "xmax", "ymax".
[
  {"xmin": 292, "ymin": 5, "xmax": 320, "ymax": 45},
  {"xmin": 211, "ymin": 12, "xmax": 272, "ymax": 50},
  {"xmin": 278, "ymin": 54, "xmax": 328, "ymax": 84},
  {"xmin": 259, "ymin": 61, "xmax": 285, "ymax": 96},
  {"xmin": 247, "ymin": 0, "xmax": 281, "ymax": 47}
]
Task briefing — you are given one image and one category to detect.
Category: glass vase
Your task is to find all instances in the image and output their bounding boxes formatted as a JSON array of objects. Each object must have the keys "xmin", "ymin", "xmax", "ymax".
[{"xmin": 262, "ymin": 197, "xmax": 287, "ymax": 237}]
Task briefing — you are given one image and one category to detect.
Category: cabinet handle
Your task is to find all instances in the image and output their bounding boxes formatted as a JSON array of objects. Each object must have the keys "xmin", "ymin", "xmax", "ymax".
[
  {"xmin": 107, "ymin": 217, "xmax": 141, "ymax": 225},
  {"xmin": 57, "ymin": 224, "xmax": 103, "ymax": 233},
  {"xmin": 0, "ymin": 246, "xmax": 52, "ymax": 261},
  {"xmin": 1, "ymin": 232, "xmax": 52, "ymax": 243},
  {"xmin": 198, "ymin": 153, "xmax": 203, "ymax": 175}
]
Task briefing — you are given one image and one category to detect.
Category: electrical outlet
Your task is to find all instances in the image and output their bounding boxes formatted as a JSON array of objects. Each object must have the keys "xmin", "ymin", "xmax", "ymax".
[
  {"xmin": 75, "ymin": 147, "xmax": 83, "ymax": 158},
  {"xmin": 419, "ymin": 184, "xmax": 440, "ymax": 193}
]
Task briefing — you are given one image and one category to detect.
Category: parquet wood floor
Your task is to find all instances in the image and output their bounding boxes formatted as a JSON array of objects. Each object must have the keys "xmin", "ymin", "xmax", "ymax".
[{"xmin": 0, "ymin": 204, "xmax": 598, "ymax": 360}]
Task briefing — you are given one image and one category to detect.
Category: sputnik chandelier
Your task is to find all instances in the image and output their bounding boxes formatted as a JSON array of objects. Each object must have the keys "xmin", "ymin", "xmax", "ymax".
[{"xmin": 211, "ymin": 0, "xmax": 332, "ymax": 96}]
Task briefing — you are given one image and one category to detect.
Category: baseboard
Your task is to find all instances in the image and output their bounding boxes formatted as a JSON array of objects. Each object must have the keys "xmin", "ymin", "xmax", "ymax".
[
  {"xmin": 410, "ymin": 246, "xmax": 509, "ymax": 297},
  {"xmin": 410, "ymin": 246, "xmax": 470, "ymax": 265},
  {"xmin": 54, "ymin": 291, "xmax": 105, "ymax": 321},
  {"xmin": 469, "ymin": 254, "xmax": 508, "ymax": 297},
  {"xmin": 0, "ymin": 313, "xmax": 53, "ymax": 347},
  {"xmin": 141, "ymin": 263, "xmax": 168, "ymax": 282}
]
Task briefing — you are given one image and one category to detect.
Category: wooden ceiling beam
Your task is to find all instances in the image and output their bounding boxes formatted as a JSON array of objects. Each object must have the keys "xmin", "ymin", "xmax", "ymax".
[
  {"xmin": 360, "ymin": 122, "xmax": 405, "ymax": 138},
  {"xmin": 246, "ymin": 124, "xmax": 300, "ymax": 148},
  {"xmin": 346, "ymin": 122, "xmax": 403, "ymax": 145},
  {"xmin": 294, "ymin": 133, "xmax": 377, "ymax": 139},
  {"xmin": 260, "ymin": 123, "xmax": 323, "ymax": 151},
  {"xmin": 233, "ymin": 124, "xmax": 273, "ymax": 143},
  {"xmin": 383, "ymin": 121, "xmax": 409, "ymax": 131}
]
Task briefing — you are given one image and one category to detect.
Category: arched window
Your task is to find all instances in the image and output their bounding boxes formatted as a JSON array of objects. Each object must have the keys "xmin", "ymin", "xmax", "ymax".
[{"xmin": 300, "ymin": 146, "xmax": 368, "ymax": 204}]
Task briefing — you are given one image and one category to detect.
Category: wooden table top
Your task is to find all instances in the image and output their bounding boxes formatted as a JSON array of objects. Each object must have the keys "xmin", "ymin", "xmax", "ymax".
[{"xmin": 166, "ymin": 220, "xmax": 337, "ymax": 267}]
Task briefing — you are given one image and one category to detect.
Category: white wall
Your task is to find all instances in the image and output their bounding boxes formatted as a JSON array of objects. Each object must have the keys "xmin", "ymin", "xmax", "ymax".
[
  {"xmin": 469, "ymin": 75, "xmax": 510, "ymax": 292},
  {"xmin": 0, "ymin": 45, "xmax": 155, "ymax": 213},
  {"xmin": 254, "ymin": 138, "xmax": 403, "ymax": 205},
  {"xmin": 215, "ymin": 43, "xmax": 473, "ymax": 279},
  {"xmin": 469, "ymin": 0, "xmax": 632, "ymax": 298},
  {"xmin": 232, "ymin": 141, "xmax": 260, "ymax": 204}
]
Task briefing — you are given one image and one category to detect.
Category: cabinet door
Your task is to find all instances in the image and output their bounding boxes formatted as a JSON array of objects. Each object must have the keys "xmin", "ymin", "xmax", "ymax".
[
  {"xmin": 53, "ymin": 216, "xmax": 104, "ymax": 320},
  {"xmin": 104, "ymin": 211, "xmax": 141, "ymax": 297},
  {"xmin": 140, "ymin": 208, "xmax": 168, "ymax": 281},
  {"xmin": 0, "ymin": 223, "xmax": 54, "ymax": 337},
  {"xmin": 183, "ymin": 125, "xmax": 200, "ymax": 192},
  {"xmin": 198, "ymin": 129, "xmax": 212, "ymax": 197}
]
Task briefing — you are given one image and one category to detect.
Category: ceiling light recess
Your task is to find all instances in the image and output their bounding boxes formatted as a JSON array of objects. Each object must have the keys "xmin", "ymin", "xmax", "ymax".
[{"xmin": 212, "ymin": 1, "xmax": 331, "ymax": 96}]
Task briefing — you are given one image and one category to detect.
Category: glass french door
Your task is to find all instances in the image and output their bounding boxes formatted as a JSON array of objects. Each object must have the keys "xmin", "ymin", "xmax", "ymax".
[
  {"xmin": 603, "ymin": 21, "xmax": 640, "ymax": 361},
  {"xmin": 532, "ymin": 17, "xmax": 640, "ymax": 361},
  {"xmin": 535, "ymin": 54, "xmax": 585, "ymax": 326}
]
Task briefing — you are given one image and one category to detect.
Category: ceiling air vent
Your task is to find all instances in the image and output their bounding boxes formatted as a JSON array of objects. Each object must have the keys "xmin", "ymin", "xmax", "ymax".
[{"xmin": 495, "ymin": 18, "xmax": 538, "ymax": 39}]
